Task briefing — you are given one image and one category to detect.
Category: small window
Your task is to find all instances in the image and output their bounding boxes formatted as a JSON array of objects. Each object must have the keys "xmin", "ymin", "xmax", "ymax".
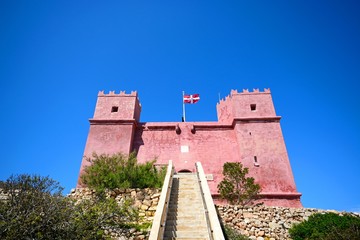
[
  {"xmin": 250, "ymin": 104, "xmax": 256, "ymax": 111},
  {"xmin": 111, "ymin": 106, "xmax": 119, "ymax": 112},
  {"xmin": 254, "ymin": 156, "xmax": 259, "ymax": 167}
]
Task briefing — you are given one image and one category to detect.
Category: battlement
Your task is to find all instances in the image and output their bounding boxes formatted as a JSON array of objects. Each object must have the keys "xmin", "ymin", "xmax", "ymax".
[
  {"xmin": 98, "ymin": 90, "xmax": 138, "ymax": 97},
  {"xmin": 217, "ymin": 88, "xmax": 276, "ymax": 123},
  {"xmin": 218, "ymin": 88, "xmax": 271, "ymax": 105},
  {"xmin": 231, "ymin": 88, "xmax": 271, "ymax": 96}
]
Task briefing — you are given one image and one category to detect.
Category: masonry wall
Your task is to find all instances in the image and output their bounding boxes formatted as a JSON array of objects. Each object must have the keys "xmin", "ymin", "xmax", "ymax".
[
  {"xmin": 133, "ymin": 123, "xmax": 240, "ymax": 194},
  {"xmin": 66, "ymin": 189, "xmax": 360, "ymax": 240},
  {"xmin": 77, "ymin": 89, "xmax": 302, "ymax": 207}
]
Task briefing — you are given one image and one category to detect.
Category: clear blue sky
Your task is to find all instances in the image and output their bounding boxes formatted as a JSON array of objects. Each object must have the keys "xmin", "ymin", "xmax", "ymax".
[{"xmin": 1, "ymin": 1, "xmax": 359, "ymax": 212}]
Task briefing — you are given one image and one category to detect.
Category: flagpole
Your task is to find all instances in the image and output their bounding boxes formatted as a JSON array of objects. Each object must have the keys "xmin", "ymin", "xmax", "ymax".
[{"xmin": 182, "ymin": 91, "xmax": 186, "ymax": 122}]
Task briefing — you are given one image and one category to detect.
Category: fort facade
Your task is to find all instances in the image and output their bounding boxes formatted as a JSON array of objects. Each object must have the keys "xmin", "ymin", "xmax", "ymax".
[{"xmin": 77, "ymin": 88, "xmax": 302, "ymax": 208}]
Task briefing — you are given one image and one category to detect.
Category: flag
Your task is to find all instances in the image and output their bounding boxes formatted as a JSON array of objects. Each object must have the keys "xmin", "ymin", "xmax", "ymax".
[{"xmin": 183, "ymin": 94, "xmax": 200, "ymax": 104}]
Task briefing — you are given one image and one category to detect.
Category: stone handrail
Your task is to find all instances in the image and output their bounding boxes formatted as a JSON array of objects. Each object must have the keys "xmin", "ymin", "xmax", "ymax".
[
  {"xmin": 149, "ymin": 160, "xmax": 174, "ymax": 240},
  {"xmin": 196, "ymin": 162, "xmax": 225, "ymax": 240}
]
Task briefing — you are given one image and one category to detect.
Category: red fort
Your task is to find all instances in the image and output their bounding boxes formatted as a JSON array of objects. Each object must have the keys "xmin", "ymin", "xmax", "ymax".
[{"xmin": 77, "ymin": 88, "xmax": 302, "ymax": 208}]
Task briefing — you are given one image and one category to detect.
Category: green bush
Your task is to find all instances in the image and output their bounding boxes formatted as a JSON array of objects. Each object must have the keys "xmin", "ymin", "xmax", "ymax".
[
  {"xmin": 223, "ymin": 224, "xmax": 250, "ymax": 240},
  {"xmin": 289, "ymin": 212, "xmax": 360, "ymax": 240},
  {"xmin": 0, "ymin": 174, "xmax": 137, "ymax": 240},
  {"xmin": 70, "ymin": 197, "xmax": 137, "ymax": 239},
  {"xmin": 80, "ymin": 152, "xmax": 166, "ymax": 194},
  {"xmin": 217, "ymin": 162, "xmax": 261, "ymax": 206}
]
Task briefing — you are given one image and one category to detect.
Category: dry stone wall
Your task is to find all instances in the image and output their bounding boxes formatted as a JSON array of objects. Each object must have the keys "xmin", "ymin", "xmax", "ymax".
[
  {"xmin": 217, "ymin": 204, "xmax": 360, "ymax": 240},
  {"xmin": 68, "ymin": 189, "xmax": 359, "ymax": 240},
  {"xmin": 68, "ymin": 188, "xmax": 161, "ymax": 240}
]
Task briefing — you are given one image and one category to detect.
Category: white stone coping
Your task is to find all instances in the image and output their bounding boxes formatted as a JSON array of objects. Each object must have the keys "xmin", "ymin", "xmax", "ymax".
[
  {"xmin": 149, "ymin": 160, "xmax": 174, "ymax": 240},
  {"xmin": 196, "ymin": 162, "xmax": 225, "ymax": 240}
]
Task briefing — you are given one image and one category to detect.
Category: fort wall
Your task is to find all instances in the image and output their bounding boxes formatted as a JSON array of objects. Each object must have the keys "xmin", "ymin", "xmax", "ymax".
[{"xmin": 77, "ymin": 89, "xmax": 302, "ymax": 207}]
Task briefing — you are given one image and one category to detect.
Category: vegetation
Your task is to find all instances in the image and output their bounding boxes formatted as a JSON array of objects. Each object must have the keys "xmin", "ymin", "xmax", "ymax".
[
  {"xmin": 0, "ymin": 174, "xmax": 137, "ymax": 240},
  {"xmin": 80, "ymin": 152, "xmax": 166, "ymax": 194},
  {"xmin": 289, "ymin": 212, "xmax": 360, "ymax": 240},
  {"xmin": 223, "ymin": 224, "xmax": 250, "ymax": 240},
  {"xmin": 0, "ymin": 154, "xmax": 166, "ymax": 239},
  {"xmin": 217, "ymin": 162, "xmax": 261, "ymax": 206}
]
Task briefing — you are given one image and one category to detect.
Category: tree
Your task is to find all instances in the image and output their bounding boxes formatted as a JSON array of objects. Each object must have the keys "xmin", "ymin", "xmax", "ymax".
[
  {"xmin": 0, "ymin": 174, "xmax": 137, "ymax": 240},
  {"xmin": 217, "ymin": 162, "xmax": 261, "ymax": 205},
  {"xmin": 0, "ymin": 174, "xmax": 72, "ymax": 239}
]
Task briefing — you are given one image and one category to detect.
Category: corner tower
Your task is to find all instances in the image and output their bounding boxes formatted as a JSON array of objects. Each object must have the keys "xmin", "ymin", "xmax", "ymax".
[
  {"xmin": 217, "ymin": 89, "xmax": 301, "ymax": 206},
  {"xmin": 77, "ymin": 90, "xmax": 141, "ymax": 186}
]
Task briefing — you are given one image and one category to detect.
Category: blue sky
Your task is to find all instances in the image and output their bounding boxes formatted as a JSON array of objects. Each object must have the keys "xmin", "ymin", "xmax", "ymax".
[{"xmin": 1, "ymin": 1, "xmax": 359, "ymax": 212}]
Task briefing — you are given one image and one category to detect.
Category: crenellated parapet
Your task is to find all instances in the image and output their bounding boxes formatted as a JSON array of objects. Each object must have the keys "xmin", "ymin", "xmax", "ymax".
[
  {"xmin": 230, "ymin": 88, "xmax": 271, "ymax": 95},
  {"xmin": 98, "ymin": 90, "xmax": 138, "ymax": 97},
  {"xmin": 217, "ymin": 88, "xmax": 276, "ymax": 123},
  {"xmin": 218, "ymin": 88, "xmax": 271, "ymax": 106}
]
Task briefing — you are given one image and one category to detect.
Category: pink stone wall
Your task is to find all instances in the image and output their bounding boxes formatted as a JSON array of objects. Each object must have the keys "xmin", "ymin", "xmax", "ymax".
[
  {"xmin": 77, "ymin": 89, "xmax": 302, "ymax": 207},
  {"xmin": 234, "ymin": 121, "xmax": 297, "ymax": 193},
  {"xmin": 77, "ymin": 123, "xmax": 136, "ymax": 185},
  {"xmin": 133, "ymin": 123, "xmax": 241, "ymax": 193},
  {"xmin": 231, "ymin": 89, "xmax": 276, "ymax": 118}
]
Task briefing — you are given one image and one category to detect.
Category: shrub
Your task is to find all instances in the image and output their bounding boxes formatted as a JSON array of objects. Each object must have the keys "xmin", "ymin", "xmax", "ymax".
[
  {"xmin": 289, "ymin": 212, "xmax": 360, "ymax": 240},
  {"xmin": 0, "ymin": 174, "xmax": 137, "ymax": 240},
  {"xmin": 70, "ymin": 197, "xmax": 137, "ymax": 239},
  {"xmin": 223, "ymin": 224, "xmax": 250, "ymax": 240},
  {"xmin": 217, "ymin": 162, "xmax": 261, "ymax": 206},
  {"xmin": 80, "ymin": 152, "xmax": 166, "ymax": 194}
]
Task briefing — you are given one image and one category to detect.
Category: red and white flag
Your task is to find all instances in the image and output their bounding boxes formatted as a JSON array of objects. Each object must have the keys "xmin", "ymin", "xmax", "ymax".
[{"xmin": 183, "ymin": 94, "xmax": 200, "ymax": 104}]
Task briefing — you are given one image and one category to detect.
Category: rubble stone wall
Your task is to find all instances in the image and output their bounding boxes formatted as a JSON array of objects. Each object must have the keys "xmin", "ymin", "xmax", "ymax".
[
  {"xmin": 216, "ymin": 204, "xmax": 359, "ymax": 240},
  {"xmin": 68, "ymin": 188, "xmax": 359, "ymax": 240},
  {"xmin": 68, "ymin": 188, "xmax": 161, "ymax": 240}
]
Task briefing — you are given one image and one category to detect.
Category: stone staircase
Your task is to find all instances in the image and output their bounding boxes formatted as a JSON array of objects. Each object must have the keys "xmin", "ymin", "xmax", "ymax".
[{"xmin": 163, "ymin": 173, "xmax": 210, "ymax": 240}]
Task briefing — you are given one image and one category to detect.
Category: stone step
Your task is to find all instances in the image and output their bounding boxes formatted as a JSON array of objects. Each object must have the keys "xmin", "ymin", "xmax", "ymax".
[
  {"xmin": 170, "ymin": 188, "xmax": 200, "ymax": 193},
  {"xmin": 165, "ymin": 224, "xmax": 208, "ymax": 232},
  {"xmin": 169, "ymin": 198, "xmax": 202, "ymax": 201},
  {"xmin": 173, "ymin": 179, "xmax": 198, "ymax": 182},
  {"xmin": 163, "ymin": 230, "xmax": 209, "ymax": 238},
  {"xmin": 166, "ymin": 213, "xmax": 205, "ymax": 219},
  {"xmin": 173, "ymin": 174, "xmax": 197, "ymax": 177},
  {"xmin": 165, "ymin": 219, "xmax": 207, "ymax": 224},
  {"xmin": 169, "ymin": 202, "xmax": 202, "ymax": 206},
  {"xmin": 170, "ymin": 191, "xmax": 200, "ymax": 195},
  {"xmin": 168, "ymin": 206, "xmax": 205, "ymax": 215},
  {"xmin": 163, "ymin": 238, "xmax": 208, "ymax": 240},
  {"xmin": 169, "ymin": 197, "xmax": 202, "ymax": 200},
  {"xmin": 173, "ymin": 183, "xmax": 198, "ymax": 186},
  {"xmin": 171, "ymin": 190, "xmax": 200, "ymax": 194},
  {"xmin": 171, "ymin": 187, "xmax": 199, "ymax": 190},
  {"xmin": 172, "ymin": 182, "xmax": 199, "ymax": 185},
  {"xmin": 168, "ymin": 202, "xmax": 203, "ymax": 206},
  {"xmin": 166, "ymin": 213, "xmax": 206, "ymax": 219},
  {"xmin": 166, "ymin": 209, "xmax": 207, "ymax": 217},
  {"xmin": 165, "ymin": 219, "xmax": 207, "ymax": 225}
]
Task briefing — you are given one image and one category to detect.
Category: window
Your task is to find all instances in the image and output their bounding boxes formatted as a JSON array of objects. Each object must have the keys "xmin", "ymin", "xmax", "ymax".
[
  {"xmin": 111, "ymin": 106, "xmax": 119, "ymax": 112},
  {"xmin": 250, "ymin": 104, "xmax": 256, "ymax": 111},
  {"xmin": 254, "ymin": 156, "xmax": 259, "ymax": 167}
]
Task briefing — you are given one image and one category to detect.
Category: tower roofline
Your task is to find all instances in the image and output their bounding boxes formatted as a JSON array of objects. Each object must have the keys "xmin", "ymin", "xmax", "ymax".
[{"xmin": 98, "ymin": 90, "xmax": 138, "ymax": 97}]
